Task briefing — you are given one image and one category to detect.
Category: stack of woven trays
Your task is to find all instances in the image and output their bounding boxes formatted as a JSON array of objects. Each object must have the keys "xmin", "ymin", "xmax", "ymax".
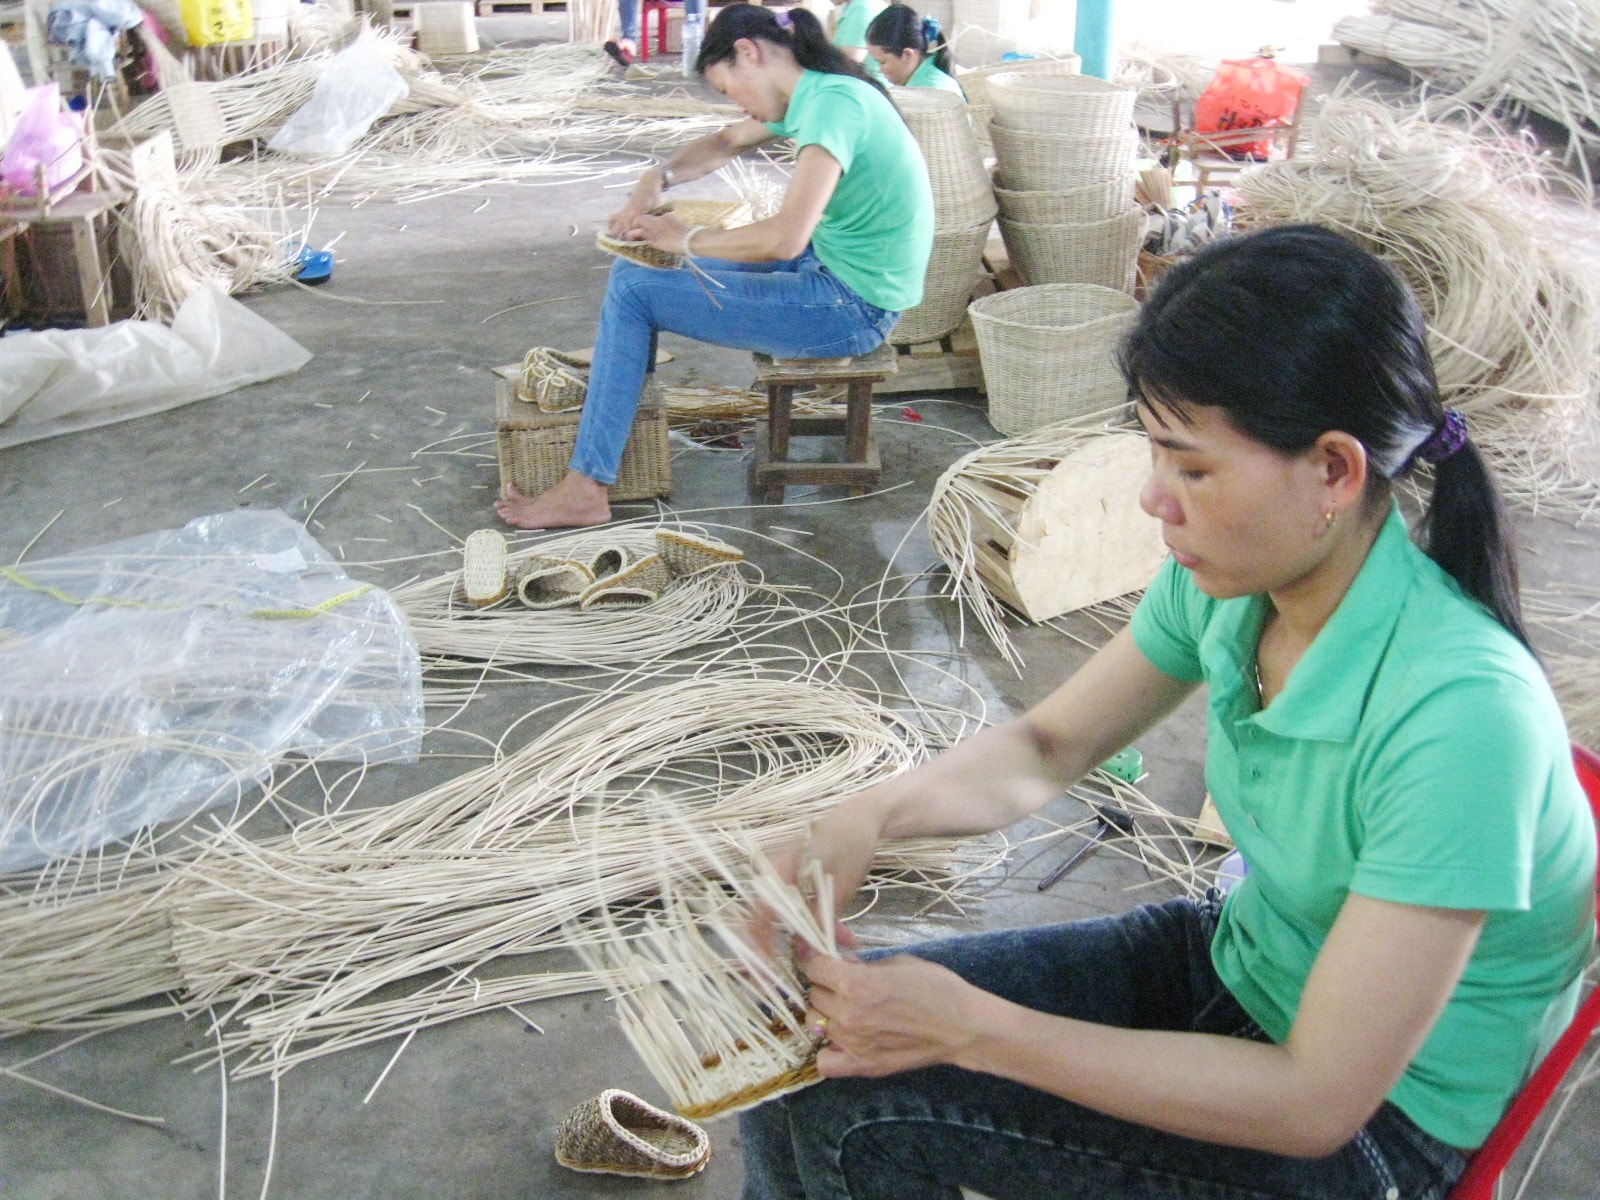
[
  {"xmin": 970, "ymin": 283, "xmax": 1139, "ymax": 435},
  {"xmin": 989, "ymin": 74, "xmax": 1144, "ymax": 294},
  {"xmin": 495, "ymin": 376, "xmax": 671, "ymax": 502},
  {"xmin": 890, "ymin": 86, "xmax": 997, "ymax": 346}
]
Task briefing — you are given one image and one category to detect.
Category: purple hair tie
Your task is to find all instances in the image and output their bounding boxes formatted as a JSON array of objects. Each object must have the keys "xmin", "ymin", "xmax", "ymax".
[
  {"xmin": 1415, "ymin": 409, "xmax": 1468, "ymax": 465},
  {"xmin": 774, "ymin": 9, "xmax": 793, "ymax": 28}
]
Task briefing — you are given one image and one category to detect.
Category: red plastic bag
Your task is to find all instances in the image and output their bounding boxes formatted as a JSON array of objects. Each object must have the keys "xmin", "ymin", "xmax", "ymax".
[
  {"xmin": 1, "ymin": 84, "xmax": 84, "ymax": 197},
  {"xmin": 1194, "ymin": 57, "xmax": 1309, "ymax": 159}
]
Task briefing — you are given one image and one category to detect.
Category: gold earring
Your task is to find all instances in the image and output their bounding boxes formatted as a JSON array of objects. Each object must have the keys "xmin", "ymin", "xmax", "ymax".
[{"xmin": 1324, "ymin": 509, "xmax": 1338, "ymax": 529}]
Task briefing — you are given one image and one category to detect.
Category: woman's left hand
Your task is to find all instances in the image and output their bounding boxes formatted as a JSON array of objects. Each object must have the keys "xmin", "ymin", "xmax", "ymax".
[
  {"xmin": 801, "ymin": 951, "xmax": 983, "ymax": 1078},
  {"xmin": 628, "ymin": 211, "xmax": 691, "ymax": 254}
]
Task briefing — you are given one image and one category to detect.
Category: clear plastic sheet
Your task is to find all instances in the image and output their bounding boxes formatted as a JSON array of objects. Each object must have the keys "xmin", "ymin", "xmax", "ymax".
[{"xmin": 0, "ymin": 510, "xmax": 423, "ymax": 871}]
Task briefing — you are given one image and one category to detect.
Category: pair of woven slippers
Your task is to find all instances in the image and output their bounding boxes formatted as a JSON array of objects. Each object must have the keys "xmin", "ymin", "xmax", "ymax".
[
  {"xmin": 555, "ymin": 1088, "xmax": 710, "ymax": 1180},
  {"xmin": 463, "ymin": 529, "xmax": 744, "ymax": 610}
]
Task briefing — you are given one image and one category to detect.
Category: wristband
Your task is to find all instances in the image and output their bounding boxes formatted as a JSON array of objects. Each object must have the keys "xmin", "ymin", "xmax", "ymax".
[{"xmin": 658, "ymin": 163, "xmax": 675, "ymax": 190}]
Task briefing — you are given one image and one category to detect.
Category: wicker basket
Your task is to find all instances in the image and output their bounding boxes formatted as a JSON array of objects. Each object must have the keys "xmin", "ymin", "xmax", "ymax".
[
  {"xmin": 986, "ymin": 73, "xmax": 1137, "ymax": 137},
  {"xmin": 891, "ymin": 217, "xmax": 993, "ymax": 346},
  {"xmin": 892, "ymin": 87, "xmax": 997, "ymax": 228},
  {"xmin": 961, "ymin": 54, "xmax": 1081, "ymax": 155},
  {"xmin": 998, "ymin": 207, "xmax": 1145, "ymax": 293},
  {"xmin": 969, "ymin": 284, "xmax": 1139, "ymax": 434},
  {"xmin": 495, "ymin": 378, "xmax": 671, "ymax": 501},
  {"xmin": 991, "ymin": 124, "xmax": 1137, "ymax": 192},
  {"xmin": 994, "ymin": 175, "xmax": 1134, "ymax": 224}
]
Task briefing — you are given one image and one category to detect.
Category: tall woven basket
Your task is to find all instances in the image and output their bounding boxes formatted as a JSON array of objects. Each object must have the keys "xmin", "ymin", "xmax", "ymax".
[
  {"xmin": 991, "ymin": 125, "xmax": 1137, "ymax": 191},
  {"xmin": 995, "ymin": 176, "xmax": 1134, "ymax": 224},
  {"xmin": 999, "ymin": 207, "xmax": 1146, "ymax": 293},
  {"xmin": 961, "ymin": 54, "xmax": 1081, "ymax": 155},
  {"xmin": 893, "ymin": 87, "xmax": 997, "ymax": 227},
  {"xmin": 970, "ymin": 284, "xmax": 1139, "ymax": 435},
  {"xmin": 891, "ymin": 217, "xmax": 993, "ymax": 345},
  {"xmin": 986, "ymin": 73, "xmax": 1137, "ymax": 137}
]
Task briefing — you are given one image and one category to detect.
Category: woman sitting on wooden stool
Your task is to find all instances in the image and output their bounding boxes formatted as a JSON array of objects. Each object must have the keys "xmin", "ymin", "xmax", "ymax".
[
  {"xmin": 497, "ymin": 3, "xmax": 933, "ymax": 530},
  {"xmin": 867, "ymin": 3, "xmax": 963, "ymax": 95}
]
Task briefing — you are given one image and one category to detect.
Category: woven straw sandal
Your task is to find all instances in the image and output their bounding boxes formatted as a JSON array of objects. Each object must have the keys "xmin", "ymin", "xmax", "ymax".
[
  {"xmin": 587, "ymin": 545, "xmax": 629, "ymax": 583},
  {"xmin": 579, "ymin": 552, "xmax": 674, "ymax": 609},
  {"xmin": 554, "ymin": 1088, "xmax": 710, "ymax": 1179},
  {"xmin": 515, "ymin": 556, "xmax": 595, "ymax": 609},
  {"xmin": 461, "ymin": 530, "xmax": 509, "ymax": 606},
  {"xmin": 520, "ymin": 347, "xmax": 591, "ymax": 413},
  {"xmin": 655, "ymin": 529, "xmax": 744, "ymax": 578}
]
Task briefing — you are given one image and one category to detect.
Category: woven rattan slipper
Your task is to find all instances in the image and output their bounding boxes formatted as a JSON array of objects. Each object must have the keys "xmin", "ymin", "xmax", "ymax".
[
  {"xmin": 655, "ymin": 529, "xmax": 744, "ymax": 578},
  {"xmin": 516, "ymin": 556, "xmax": 595, "ymax": 609},
  {"xmin": 461, "ymin": 530, "xmax": 509, "ymax": 606},
  {"xmin": 595, "ymin": 200, "xmax": 752, "ymax": 270},
  {"xmin": 579, "ymin": 552, "xmax": 674, "ymax": 609},
  {"xmin": 520, "ymin": 347, "xmax": 591, "ymax": 413},
  {"xmin": 555, "ymin": 1088, "xmax": 710, "ymax": 1179}
]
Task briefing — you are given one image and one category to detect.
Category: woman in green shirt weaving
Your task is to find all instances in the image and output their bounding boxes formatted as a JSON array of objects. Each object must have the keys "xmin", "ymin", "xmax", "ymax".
[
  {"xmin": 867, "ymin": 4, "xmax": 963, "ymax": 95},
  {"xmin": 496, "ymin": 4, "xmax": 932, "ymax": 530},
  {"xmin": 740, "ymin": 225, "xmax": 1596, "ymax": 1199}
]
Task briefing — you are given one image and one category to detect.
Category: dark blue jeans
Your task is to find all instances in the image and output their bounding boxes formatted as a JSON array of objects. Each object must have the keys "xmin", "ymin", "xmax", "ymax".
[{"xmin": 739, "ymin": 896, "xmax": 1468, "ymax": 1200}]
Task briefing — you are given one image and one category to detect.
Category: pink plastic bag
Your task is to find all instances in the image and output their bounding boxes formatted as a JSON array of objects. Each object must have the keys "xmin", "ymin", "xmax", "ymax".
[{"xmin": 1, "ymin": 84, "xmax": 85, "ymax": 197}]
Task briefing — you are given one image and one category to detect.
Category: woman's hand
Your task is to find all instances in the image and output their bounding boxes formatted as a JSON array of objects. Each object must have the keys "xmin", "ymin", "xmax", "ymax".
[
  {"xmin": 801, "ymin": 951, "xmax": 984, "ymax": 1078},
  {"xmin": 607, "ymin": 169, "xmax": 666, "ymax": 236},
  {"xmin": 751, "ymin": 797, "xmax": 887, "ymax": 957},
  {"xmin": 629, "ymin": 211, "xmax": 692, "ymax": 254}
]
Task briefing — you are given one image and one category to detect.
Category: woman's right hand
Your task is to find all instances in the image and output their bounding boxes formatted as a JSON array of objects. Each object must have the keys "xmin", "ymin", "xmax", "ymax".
[
  {"xmin": 607, "ymin": 169, "xmax": 666, "ymax": 237},
  {"xmin": 755, "ymin": 795, "xmax": 887, "ymax": 958}
]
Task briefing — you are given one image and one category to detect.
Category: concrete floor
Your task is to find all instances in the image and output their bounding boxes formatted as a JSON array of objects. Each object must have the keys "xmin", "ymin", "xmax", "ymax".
[{"xmin": 3, "ymin": 16, "xmax": 1599, "ymax": 1200}]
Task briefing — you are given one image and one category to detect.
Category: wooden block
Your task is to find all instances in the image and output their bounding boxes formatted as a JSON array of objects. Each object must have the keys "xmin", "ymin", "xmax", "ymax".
[
  {"xmin": 1193, "ymin": 794, "xmax": 1233, "ymax": 848},
  {"xmin": 413, "ymin": 1, "xmax": 478, "ymax": 54}
]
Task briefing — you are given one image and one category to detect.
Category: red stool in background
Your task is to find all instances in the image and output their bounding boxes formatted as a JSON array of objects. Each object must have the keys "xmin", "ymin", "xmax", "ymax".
[{"xmin": 638, "ymin": 0, "xmax": 676, "ymax": 61}]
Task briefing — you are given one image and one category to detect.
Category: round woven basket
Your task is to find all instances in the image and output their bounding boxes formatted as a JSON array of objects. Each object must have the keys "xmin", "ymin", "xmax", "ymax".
[
  {"xmin": 986, "ymin": 73, "xmax": 1138, "ymax": 138},
  {"xmin": 991, "ymin": 124, "xmax": 1137, "ymax": 191},
  {"xmin": 994, "ymin": 175, "xmax": 1134, "ymax": 224},
  {"xmin": 893, "ymin": 86, "xmax": 997, "ymax": 227},
  {"xmin": 998, "ymin": 207, "xmax": 1145, "ymax": 293},
  {"xmin": 960, "ymin": 54, "xmax": 1081, "ymax": 156},
  {"xmin": 891, "ymin": 217, "xmax": 993, "ymax": 346},
  {"xmin": 969, "ymin": 283, "xmax": 1139, "ymax": 435}
]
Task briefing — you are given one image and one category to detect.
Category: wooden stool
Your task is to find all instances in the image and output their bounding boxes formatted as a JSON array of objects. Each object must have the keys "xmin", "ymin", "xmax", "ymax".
[
  {"xmin": 749, "ymin": 343, "xmax": 898, "ymax": 503},
  {"xmin": 0, "ymin": 186, "xmax": 127, "ymax": 328},
  {"xmin": 638, "ymin": 0, "xmax": 675, "ymax": 60}
]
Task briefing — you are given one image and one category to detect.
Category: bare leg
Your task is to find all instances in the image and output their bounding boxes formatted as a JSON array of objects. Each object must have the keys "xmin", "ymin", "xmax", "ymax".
[{"xmin": 494, "ymin": 472, "xmax": 611, "ymax": 530}]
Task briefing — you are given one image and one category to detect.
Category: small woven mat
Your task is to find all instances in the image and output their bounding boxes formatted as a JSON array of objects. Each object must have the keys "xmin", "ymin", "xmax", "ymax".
[{"xmin": 554, "ymin": 1089, "xmax": 710, "ymax": 1179}]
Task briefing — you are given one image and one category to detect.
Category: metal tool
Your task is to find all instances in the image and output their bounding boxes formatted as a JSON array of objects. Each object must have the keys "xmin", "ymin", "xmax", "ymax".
[{"xmin": 1037, "ymin": 802, "xmax": 1138, "ymax": 891}]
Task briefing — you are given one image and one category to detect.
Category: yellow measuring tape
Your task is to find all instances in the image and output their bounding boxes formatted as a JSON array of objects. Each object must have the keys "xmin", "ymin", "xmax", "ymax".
[{"xmin": 0, "ymin": 565, "xmax": 374, "ymax": 620}]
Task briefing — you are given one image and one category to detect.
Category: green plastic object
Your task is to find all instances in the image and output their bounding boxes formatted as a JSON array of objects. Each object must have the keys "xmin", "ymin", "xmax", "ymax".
[{"xmin": 1098, "ymin": 746, "xmax": 1145, "ymax": 784}]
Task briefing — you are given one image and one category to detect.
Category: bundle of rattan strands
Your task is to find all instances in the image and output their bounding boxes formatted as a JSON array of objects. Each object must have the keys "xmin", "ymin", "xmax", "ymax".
[
  {"xmin": 1336, "ymin": 0, "xmax": 1600, "ymax": 174},
  {"xmin": 1230, "ymin": 91, "xmax": 1600, "ymax": 514},
  {"xmin": 925, "ymin": 407, "xmax": 1146, "ymax": 669}
]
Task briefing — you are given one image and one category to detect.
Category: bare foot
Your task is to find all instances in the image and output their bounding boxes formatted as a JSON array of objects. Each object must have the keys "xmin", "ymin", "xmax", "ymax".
[{"xmin": 494, "ymin": 473, "xmax": 612, "ymax": 529}]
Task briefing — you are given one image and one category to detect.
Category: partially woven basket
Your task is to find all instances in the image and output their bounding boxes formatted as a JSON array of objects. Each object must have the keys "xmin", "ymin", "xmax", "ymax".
[
  {"xmin": 995, "ymin": 176, "xmax": 1134, "ymax": 224},
  {"xmin": 999, "ymin": 207, "xmax": 1145, "ymax": 293},
  {"xmin": 595, "ymin": 199, "xmax": 752, "ymax": 270},
  {"xmin": 891, "ymin": 217, "xmax": 993, "ymax": 346},
  {"xmin": 960, "ymin": 54, "xmax": 1081, "ymax": 155},
  {"xmin": 991, "ymin": 125, "xmax": 1138, "ymax": 191},
  {"xmin": 892, "ymin": 86, "xmax": 997, "ymax": 227},
  {"xmin": 969, "ymin": 283, "xmax": 1139, "ymax": 435},
  {"xmin": 986, "ymin": 72, "xmax": 1137, "ymax": 137}
]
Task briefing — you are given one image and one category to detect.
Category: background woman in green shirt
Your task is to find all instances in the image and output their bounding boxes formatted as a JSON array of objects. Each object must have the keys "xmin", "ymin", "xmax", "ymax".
[
  {"xmin": 866, "ymin": 4, "xmax": 963, "ymax": 95},
  {"xmin": 740, "ymin": 225, "xmax": 1596, "ymax": 1199},
  {"xmin": 496, "ymin": 4, "xmax": 932, "ymax": 530}
]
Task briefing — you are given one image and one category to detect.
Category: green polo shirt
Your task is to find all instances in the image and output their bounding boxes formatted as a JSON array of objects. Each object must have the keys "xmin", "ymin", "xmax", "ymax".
[
  {"xmin": 910, "ymin": 57, "xmax": 964, "ymax": 96},
  {"xmin": 834, "ymin": 0, "xmax": 888, "ymax": 82},
  {"xmin": 1131, "ymin": 504, "xmax": 1596, "ymax": 1149},
  {"xmin": 764, "ymin": 70, "xmax": 934, "ymax": 312}
]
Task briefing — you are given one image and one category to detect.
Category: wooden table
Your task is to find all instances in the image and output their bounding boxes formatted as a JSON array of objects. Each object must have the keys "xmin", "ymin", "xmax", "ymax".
[{"xmin": 0, "ymin": 185, "xmax": 128, "ymax": 327}]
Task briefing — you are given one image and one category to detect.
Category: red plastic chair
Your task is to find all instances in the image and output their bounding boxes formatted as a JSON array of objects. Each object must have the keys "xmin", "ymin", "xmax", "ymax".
[
  {"xmin": 1446, "ymin": 742, "xmax": 1600, "ymax": 1199},
  {"xmin": 638, "ymin": 0, "xmax": 676, "ymax": 61}
]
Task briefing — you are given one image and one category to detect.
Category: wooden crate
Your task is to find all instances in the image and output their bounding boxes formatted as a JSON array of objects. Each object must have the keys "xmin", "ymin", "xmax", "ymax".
[
  {"xmin": 476, "ymin": 0, "xmax": 565, "ymax": 14},
  {"xmin": 495, "ymin": 377, "xmax": 671, "ymax": 502}
]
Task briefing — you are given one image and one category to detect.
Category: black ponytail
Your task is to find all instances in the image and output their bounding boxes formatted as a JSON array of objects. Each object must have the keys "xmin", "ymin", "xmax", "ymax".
[
  {"xmin": 1119, "ymin": 224, "xmax": 1531, "ymax": 650},
  {"xmin": 695, "ymin": 2, "xmax": 891, "ymax": 100},
  {"xmin": 866, "ymin": 3, "xmax": 953, "ymax": 75}
]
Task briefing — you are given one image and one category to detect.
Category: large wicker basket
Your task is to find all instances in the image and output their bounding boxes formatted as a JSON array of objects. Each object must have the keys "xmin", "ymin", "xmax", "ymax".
[
  {"xmin": 893, "ymin": 86, "xmax": 997, "ymax": 227},
  {"xmin": 991, "ymin": 125, "xmax": 1137, "ymax": 191},
  {"xmin": 891, "ymin": 217, "xmax": 993, "ymax": 345},
  {"xmin": 994, "ymin": 176, "xmax": 1134, "ymax": 224},
  {"xmin": 495, "ymin": 378, "xmax": 671, "ymax": 501},
  {"xmin": 969, "ymin": 284, "xmax": 1139, "ymax": 435},
  {"xmin": 999, "ymin": 207, "xmax": 1145, "ymax": 293},
  {"xmin": 960, "ymin": 54, "xmax": 1081, "ymax": 156},
  {"xmin": 986, "ymin": 73, "xmax": 1137, "ymax": 137}
]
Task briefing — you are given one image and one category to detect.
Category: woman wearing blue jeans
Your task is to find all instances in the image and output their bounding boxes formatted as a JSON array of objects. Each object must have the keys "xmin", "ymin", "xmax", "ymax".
[
  {"xmin": 742, "ymin": 227, "xmax": 1597, "ymax": 1198},
  {"xmin": 498, "ymin": 3, "xmax": 932, "ymax": 529}
]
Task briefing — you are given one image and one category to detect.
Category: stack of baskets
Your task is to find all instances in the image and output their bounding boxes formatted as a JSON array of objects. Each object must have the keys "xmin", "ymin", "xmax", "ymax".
[
  {"xmin": 890, "ymin": 86, "xmax": 996, "ymax": 346},
  {"xmin": 989, "ymin": 73, "xmax": 1144, "ymax": 294},
  {"xmin": 969, "ymin": 283, "xmax": 1139, "ymax": 435},
  {"xmin": 959, "ymin": 53, "xmax": 1082, "ymax": 158}
]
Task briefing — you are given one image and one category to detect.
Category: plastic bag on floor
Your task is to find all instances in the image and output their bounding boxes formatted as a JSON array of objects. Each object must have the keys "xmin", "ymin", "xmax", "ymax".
[
  {"xmin": 0, "ymin": 510, "xmax": 423, "ymax": 872},
  {"xmin": 267, "ymin": 38, "xmax": 407, "ymax": 159},
  {"xmin": 0, "ymin": 284, "xmax": 311, "ymax": 450}
]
